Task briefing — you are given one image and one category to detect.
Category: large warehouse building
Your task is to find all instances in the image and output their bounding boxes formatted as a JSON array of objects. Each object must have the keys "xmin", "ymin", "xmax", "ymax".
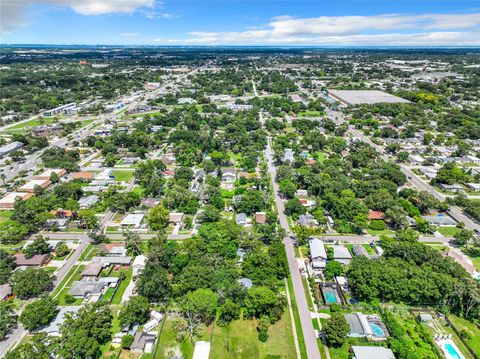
[{"xmin": 328, "ymin": 90, "xmax": 410, "ymax": 106}]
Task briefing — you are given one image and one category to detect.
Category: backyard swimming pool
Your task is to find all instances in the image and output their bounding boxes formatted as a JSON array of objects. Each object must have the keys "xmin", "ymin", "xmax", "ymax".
[
  {"xmin": 324, "ymin": 291, "xmax": 337, "ymax": 304},
  {"xmin": 437, "ymin": 339, "xmax": 465, "ymax": 359},
  {"xmin": 369, "ymin": 322, "xmax": 385, "ymax": 337}
]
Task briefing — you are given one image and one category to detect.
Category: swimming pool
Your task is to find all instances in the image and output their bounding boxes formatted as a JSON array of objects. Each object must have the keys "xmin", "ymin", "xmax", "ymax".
[
  {"xmin": 324, "ymin": 291, "xmax": 337, "ymax": 304},
  {"xmin": 445, "ymin": 343, "xmax": 463, "ymax": 359},
  {"xmin": 369, "ymin": 322, "xmax": 385, "ymax": 337}
]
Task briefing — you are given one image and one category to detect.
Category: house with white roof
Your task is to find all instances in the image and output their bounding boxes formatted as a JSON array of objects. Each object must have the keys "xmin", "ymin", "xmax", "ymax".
[{"xmin": 309, "ymin": 239, "xmax": 327, "ymax": 268}]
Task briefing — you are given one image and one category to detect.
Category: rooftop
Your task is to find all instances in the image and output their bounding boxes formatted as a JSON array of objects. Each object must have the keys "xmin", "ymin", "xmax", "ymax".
[{"xmin": 328, "ymin": 90, "xmax": 410, "ymax": 105}]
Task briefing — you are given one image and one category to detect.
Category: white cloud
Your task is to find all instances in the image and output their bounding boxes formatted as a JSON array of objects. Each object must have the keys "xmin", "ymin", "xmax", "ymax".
[
  {"xmin": 1, "ymin": 0, "xmax": 155, "ymax": 34},
  {"xmin": 121, "ymin": 32, "xmax": 139, "ymax": 37},
  {"xmin": 180, "ymin": 13, "xmax": 480, "ymax": 46}
]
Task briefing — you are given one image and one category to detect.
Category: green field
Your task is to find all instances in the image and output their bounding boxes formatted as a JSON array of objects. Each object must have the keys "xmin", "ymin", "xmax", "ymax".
[
  {"xmin": 5, "ymin": 117, "xmax": 56, "ymax": 130},
  {"xmin": 437, "ymin": 226, "xmax": 461, "ymax": 236},
  {"xmin": 449, "ymin": 315, "xmax": 480, "ymax": 355},
  {"xmin": 297, "ymin": 111, "xmax": 323, "ymax": 118},
  {"xmin": 111, "ymin": 170, "xmax": 134, "ymax": 182},
  {"xmin": 111, "ymin": 267, "xmax": 133, "ymax": 304}
]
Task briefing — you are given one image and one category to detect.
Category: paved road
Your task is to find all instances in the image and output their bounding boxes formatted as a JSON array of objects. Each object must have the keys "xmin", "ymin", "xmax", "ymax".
[
  {"xmin": 0, "ymin": 234, "xmax": 91, "ymax": 356},
  {"xmin": 32, "ymin": 232, "xmax": 191, "ymax": 241},
  {"xmin": 324, "ymin": 108, "xmax": 479, "ymax": 232},
  {"xmin": 266, "ymin": 137, "xmax": 321, "ymax": 359}
]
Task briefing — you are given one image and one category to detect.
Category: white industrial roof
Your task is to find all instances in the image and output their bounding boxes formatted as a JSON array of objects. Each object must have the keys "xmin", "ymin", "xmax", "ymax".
[
  {"xmin": 351, "ymin": 346, "xmax": 395, "ymax": 359},
  {"xmin": 329, "ymin": 90, "xmax": 410, "ymax": 105}
]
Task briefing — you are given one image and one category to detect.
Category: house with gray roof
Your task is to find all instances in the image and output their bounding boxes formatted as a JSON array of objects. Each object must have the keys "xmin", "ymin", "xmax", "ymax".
[
  {"xmin": 42, "ymin": 306, "xmax": 81, "ymax": 336},
  {"xmin": 352, "ymin": 245, "xmax": 369, "ymax": 257},
  {"xmin": 68, "ymin": 281, "xmax": 105, "ymax": 298},
  {"xmin": 333, "ymin": 245, "xmax": 352, "ymax": 265}
]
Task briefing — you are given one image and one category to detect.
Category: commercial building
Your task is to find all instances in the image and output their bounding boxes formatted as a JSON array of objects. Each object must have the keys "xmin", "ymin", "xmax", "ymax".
[
  {"xmin": 42, "ymin": 103, "xmax": 76, "ymax": 117},
  {"xmin": 328, "ymin": 90, "xmax": 410, "ymax": 106},
  {"xmin": 0, "ymin": 192, "xmax": 33, "ymax": 209},
  {"xmin": 0, "ymin": 141, "xmax": 23, "ymax": 158},
  {"xmin": 17, "ymin": 179, "xmax": 51, "ymax": 193},
  {"xmin": 33, "ymin": 168, "xmax": 66, "ymax": 180}
]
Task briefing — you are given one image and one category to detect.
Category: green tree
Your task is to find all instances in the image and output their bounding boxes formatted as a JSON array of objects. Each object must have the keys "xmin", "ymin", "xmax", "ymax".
[
  {"xmin": 147, "ymin": 204, "xmax": 170, "ymax": 230},
  {"xmin": 121, "ymin": 334, "xmax": 134, "ymax": 349},
  {"xmin": 5, "ymin": 333, "xmax": 53, "ymax": 359},
  {"xmin": 23, "ymin": 236, "xmax": 50, "ymax": 259},
  {"xmin": 0, "ymin": 249, "xmax": 16, "ymax": 284},
  {"xmin": 324, "ymin": 260, "xmax": 344, "ymax": 280},
  {"xmin": 236, "ymin": 190, "xmax": 266, "ymax": 215},
  {"xmin": 279, "ymin": 179, "xmax": 297, "ymax": 199},
  {"xmin": 10, "ymin": 268, "xmax": 52, "ymax": 299},
  {"xmin": 218, "ymin": 299, "xmax": 240, "ymax": 326},
  {"xmin": 395, "ymin": 228, "xmax": 419, "ymax": 243},
  {"xmin": 324, "ymin": 313, "xmax": 349, "ymax": 348},
  {"xmin": 58, "ymin": 303, "xmax": 112, "ymax": 359},
  {"xmin": 245, "ymin": 286, "xmax": 282, "ymax": 321},
  {"xmin": 454, "ymin": 229, "xmax": 473, "ymax": 246},
  {"xmin": 77, "ymin": 209, "xmax": 100, "ymax": 229},
  {"xmin": 19, "ymin": 296, "xmax": 58, "ymax": 331},
  {"xmin": 0, "ymin": 300, "xmax": 17, "ymax": 340},
  {"xmin": 55, "ymin": 242, "xmax": 70, "ymax": 258},
  {"xmin": 119, "ymin": 296, "xmax": 150, "ymax": 328},
  {"xmin": 180, "ymin": 288, "xmax": 218, "ymax": 338},
  {"xmin": 122, "ymin": 230, "xmax": 143, "ymax": 256},
  {"xmin": 284, "ymin": 198, "xmax": 306, "ymax": 217}
]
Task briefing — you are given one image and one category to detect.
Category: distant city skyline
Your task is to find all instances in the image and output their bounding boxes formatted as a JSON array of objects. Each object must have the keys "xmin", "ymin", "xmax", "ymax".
[{"xmin": 1, "ymin": 0, "xmax": 479, "ymax": 46}]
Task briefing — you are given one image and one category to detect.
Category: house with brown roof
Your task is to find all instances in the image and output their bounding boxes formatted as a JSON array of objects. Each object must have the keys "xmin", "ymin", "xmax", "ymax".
[
  {"xmin": 368, "ymin": 210, "xmax": 385, "ymax": 221},
  {"xmin": 34, "ymin": 168, "xmax": 66, "ymax": 180},
  {"xmin": 13, "ymin": 253, "xmax": 50, "ymax": 267},
  {"xmin": 255, "ymin": 212, "xmax": 267, "ymax": 224},
  {"xmin": 73, "ymin": 172, "xmax": 96, "ymax": 181}
]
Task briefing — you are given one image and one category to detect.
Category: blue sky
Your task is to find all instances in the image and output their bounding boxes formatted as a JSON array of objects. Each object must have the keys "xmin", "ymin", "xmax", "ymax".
[{"xmin": 1, "ymin": 1, "xmax": 479, "ymax": 46}]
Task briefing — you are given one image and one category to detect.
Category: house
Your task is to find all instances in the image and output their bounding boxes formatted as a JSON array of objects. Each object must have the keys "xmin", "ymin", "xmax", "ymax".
[
  {"xmin": 178, "ymin": 97, "xmax": 195, "ymax": 105},
  {"xmin": 0, "ymin": 141, "xmax": 23, "ymax": 158},
  {"xmin": 13, "ymin": 254, "xmax": 50, "ymax": 267},
  {"xmin": 31, "ymin": 124, "xmax": 64, "ymax": 137},
  {"xmin": 108, "ymin": 246, "xmax": 127, "ymax": 257},
  {"xmin": 466, "ymin": 183, "xmax": 480, "ymax": 192},
  {"xmin": 81, "ymin": 259, "xmax": 104, "ymax": 279},
  {"xmin": 160, "ymin": 154, "xmax": 175, "ymax": 165},
  {"xmin": 140, "ymin": 198, "xmax": 160, "ymax": 208},
  {"xmin": 238, "ymin": 277, "xmax": 253, "ymax": 289},
  {"xmin": 17, "ymin": 179, "xmax": 51, "ymax": 193},
  {"xmin": 42, "ymin": 306, "xmax": 81, "ymax": 336},
  {"xmin": 351, "ymin": 346, "xmax": 395, "ymax": 359},
  {"xmin": 236, "ymin": 213, "xmax": 247, "ymax": 226},
  {"xmin": 73, "ymin": 172, "xmax": 96, "ymax": 181},
  {"xmin": 407, "ymin": 154, "xmax": 425, "ymax": 165},
  {"xmin": 352, "ymin": 245, "xmax": 369, "ymax": 257},
  {"xmin": 45, "ymin": 218, "xmax": 70, "ymax": 231},
  {"xmin": 120, "ymin": 213, "xmax": 145, "ymax": 229},
  {"xmin": 0, "ymin": 192, "xmax": 33, "ymax": 209},
  {"xmin": 296, "ymin": 189, "xmax": 308, "ymax": 197},
  {"xmin": 131, "ymin": 331, "xmax": 156, "ymax": 353},
  {"xmin": 333, "ymin": 245, "xmax": 352, "ymax": 265},
  {"xmin": 68, "ymin": 281, "xmax": 105, "ymax": 298},
  {"xmin": 78, "ymin": 195, "xmax": 99, "ymax": 209},
  {"xmin": 344, "ymin": 312, "xmax": 388, "ymax": 340},
  {"xmin": 418, "ymin": 313, "xmax": 434, "ymax": 323},
  {"xmin": 368, "ymin": 210, "xmax": 385, "ymax": 221},
  {"xmin": 169, "ymin": 212, "xmax": 184, "ymax": 224},
  {"xmin": 282, "ymin": 149, "xmax": 295, "ymax": 163},
  {"xmin": 309, "ymin": 239, "xmax": 327, "ymax": 269},
  {"xmin": 33, "ymin": 168, "xmax": 66, "ymax": 180},
  {"xmin": 299, "ymin": 199, "xmax": 316, "ymax": 208},
  {"xmin": 221, "ymin": 168, "xmax": 236, "ymax": 182},
  {"xmin": 422, "ymin": 214, "xmax": 456, "ymax": 226},
  {"xmin": 439, "ymin": 183, "xmax": 464, "ymax": 193},
  {"xmin": 193, "ymin": 341, "xmax": 211, "ymax": 359},
  {"xmin": 335, "ymin": 276, "xmax": 348, "ymax": 292},
  {"xmin": 255, "ymin": 212, "xmax": 267, "ymax": 224},
  {"xmin": 82, "ymin": 185, "xmax": 109, "ymax": 193},
  {"xmin": 0, "ymin": 284, "xmax": 12, "ymax": 300},
  {"xmin": 143, "ymin": 311, "xmax": 163, "ymax": 331},
  {"xmin": 297, "ymin": 214, "xmax": 318, "ymax": 227}
]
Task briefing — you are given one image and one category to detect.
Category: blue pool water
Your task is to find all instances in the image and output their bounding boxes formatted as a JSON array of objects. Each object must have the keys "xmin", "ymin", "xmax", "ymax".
[
  {"xmin": 324, "ymin": 291, "xmax": 337, "ymax": 304},
  {"xmin": 369, "ymin": 322, "xmax": 385, "ymax": 337},
  {"xmin": 445, "ymin": 343, "xmax": 462, "ymax": 359}
]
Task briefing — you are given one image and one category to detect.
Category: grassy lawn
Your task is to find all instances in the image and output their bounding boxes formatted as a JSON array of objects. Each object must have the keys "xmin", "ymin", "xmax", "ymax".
[
  {"xmin": 78, "ymin": 243, "xmax": 94, "ymax": 261},
  {"xmin": 154, "ymin": 317, "xmax": 195, "ymax": 359},
  {"xmin": 437, "ymin": 226, "xmax": 461, "ymax": 236},
  {"xmin": 301, "ymin": 277, "xmax": 314, "ymax": 311},
  {"xmin": 101, "ymin": 287, "xmax": 116, "ymax": 303},
  {"xmin": 448, "ymin": 315, "xmax": 480, "ymax": 355},
  {"xmin": 469, "ymin": 255, "xmax": 480, "ymax": 271},
  {"xmin": 297, "ymin": 111, "xmax": 322, "ymax": 118},
  {"xmin": 132, "ymin": 185, "xmax": 145, "ymax": 197},
  {"xmin": 52, "ymin": 264, "xmax": 85, "ymax": 305},
  {"xmin": 0, "ymin": 211, "xmax": 13, "ymax": 223},
  {"xmin": 111, "ymin": 170, "xmax": 134, "ymax": 182},
  {"xmin": 287, "ymin": 276, "xmax": 307, "ymax": 359},
  {"xmin": 209, "ymin": 315, "xmax": 297, "ymax": 359},
  {"xmin": 5, "ymin": 117, "xmax": 56, "ymax": 130},
  {"xmin": 111, "ymin": 267, "xmax": 133, "ymax": 304}
]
